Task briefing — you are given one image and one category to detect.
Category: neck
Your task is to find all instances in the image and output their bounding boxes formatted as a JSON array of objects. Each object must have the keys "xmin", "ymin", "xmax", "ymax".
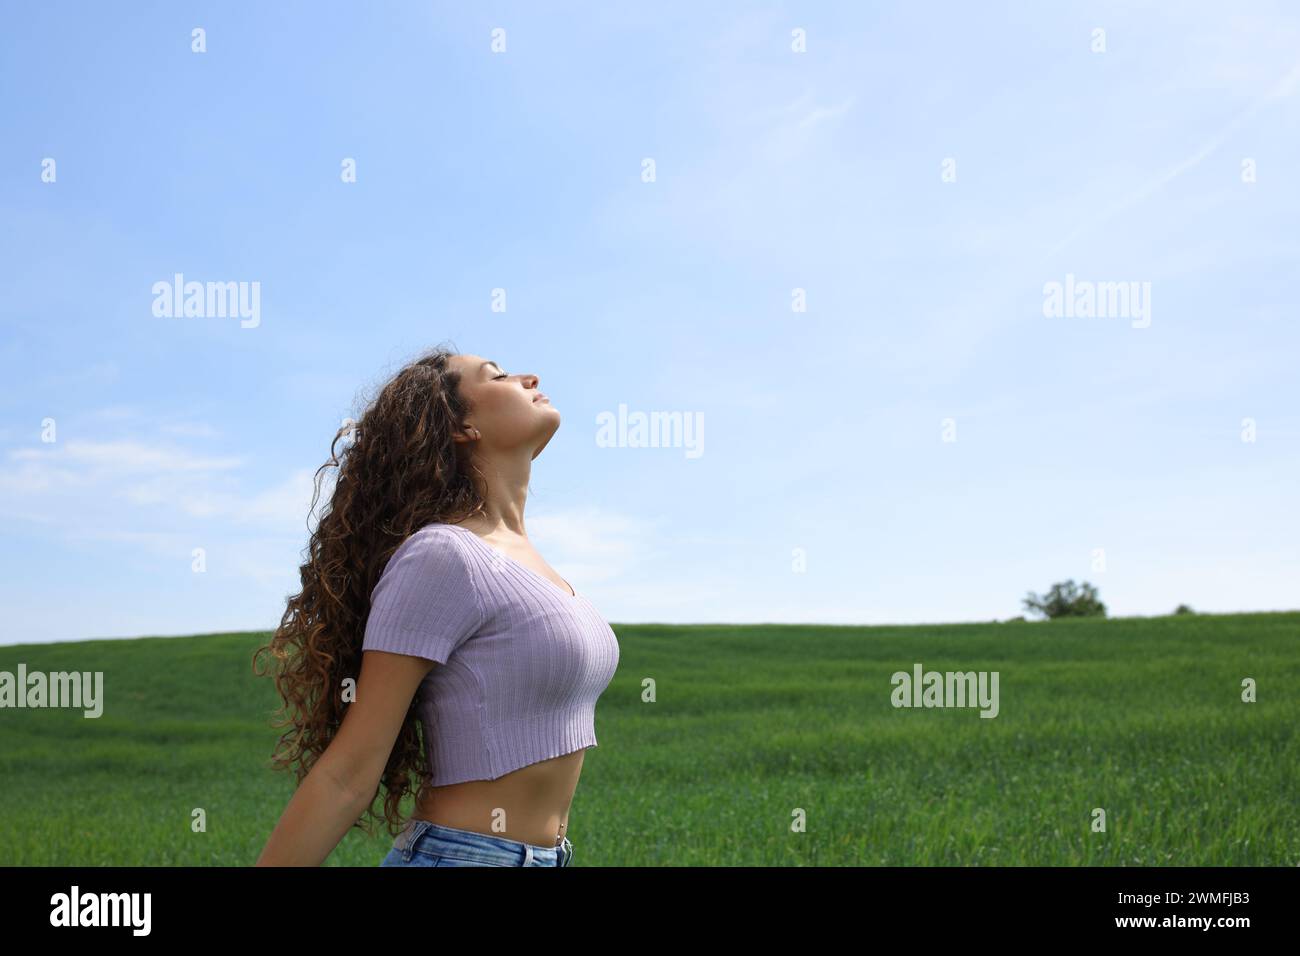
[{"xmin": 467, "ymin": 453, "xmax": 532, "ymax": 536}]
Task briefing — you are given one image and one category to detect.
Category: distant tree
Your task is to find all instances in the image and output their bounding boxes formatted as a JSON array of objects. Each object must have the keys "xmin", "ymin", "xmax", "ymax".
[
  {"xmin": 1022, "ymin": 579, "xmax": 1107, "ymax": 620},
  {"xmin": 1173, "ymin": 604, "xmax": 1195, "ymax": 615}
]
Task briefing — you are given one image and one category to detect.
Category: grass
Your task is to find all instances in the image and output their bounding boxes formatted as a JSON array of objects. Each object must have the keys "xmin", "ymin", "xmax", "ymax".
[{"xmin": 1, "ymin": 611, "xmax": 1296, "ymax": 865}]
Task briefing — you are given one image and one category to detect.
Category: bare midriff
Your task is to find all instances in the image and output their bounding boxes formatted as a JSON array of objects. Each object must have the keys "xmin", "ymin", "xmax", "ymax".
[{"xmin": 412, "ymin": 748, "xmax": 586, "ymax": 848}]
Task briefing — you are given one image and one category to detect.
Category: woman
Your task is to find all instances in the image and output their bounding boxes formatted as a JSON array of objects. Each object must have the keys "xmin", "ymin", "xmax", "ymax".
[{"xmin": 253, "ymin": 345, "xmax": 620, "ymax": 867}]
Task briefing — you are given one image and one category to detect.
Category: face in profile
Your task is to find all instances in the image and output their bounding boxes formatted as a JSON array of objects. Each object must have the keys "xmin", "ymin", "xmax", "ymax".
[{"xmin": 450, "ymin": 353, "xmax": 560, "ymax": 459}]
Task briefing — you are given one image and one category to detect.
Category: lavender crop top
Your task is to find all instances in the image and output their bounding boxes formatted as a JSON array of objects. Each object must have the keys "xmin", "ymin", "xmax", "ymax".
[{"xmin": 361, "ymin": 522, "xmax": 620, "ymax": 786}]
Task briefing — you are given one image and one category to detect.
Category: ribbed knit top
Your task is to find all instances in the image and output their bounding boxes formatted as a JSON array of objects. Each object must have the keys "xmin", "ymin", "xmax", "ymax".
[{"xmin": 361, "ymin": 521, "xmax": 620, "ymax": 786}]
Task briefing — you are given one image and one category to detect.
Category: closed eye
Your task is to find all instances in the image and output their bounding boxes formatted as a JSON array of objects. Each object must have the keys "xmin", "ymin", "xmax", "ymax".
[{"xmin": 494, "ymin": 372, "xmax": 509, "ymax": 380}]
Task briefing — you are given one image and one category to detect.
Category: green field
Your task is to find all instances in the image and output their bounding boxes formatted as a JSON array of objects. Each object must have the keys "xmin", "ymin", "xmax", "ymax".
[{"xmin": 2, "ymin": 611, "xmax": 1297, "ymax": 866}]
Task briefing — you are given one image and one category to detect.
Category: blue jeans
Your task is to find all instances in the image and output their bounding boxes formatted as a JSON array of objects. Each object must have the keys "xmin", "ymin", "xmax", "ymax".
[{"xmin": 380, "ymin": 818, "xmax": 574, "ymax": 867}]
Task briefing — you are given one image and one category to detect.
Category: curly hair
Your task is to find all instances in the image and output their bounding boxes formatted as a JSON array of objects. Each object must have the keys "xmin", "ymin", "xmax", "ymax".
[{"xmin": 251, "ymin": 343, "xmax": 489, "ymax": 837}]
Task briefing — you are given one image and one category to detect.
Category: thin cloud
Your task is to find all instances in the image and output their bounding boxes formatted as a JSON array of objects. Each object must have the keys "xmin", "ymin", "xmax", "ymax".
[{"xmin": 1046, "ymin": 60, "xmax": 1300, "ymax": 258}]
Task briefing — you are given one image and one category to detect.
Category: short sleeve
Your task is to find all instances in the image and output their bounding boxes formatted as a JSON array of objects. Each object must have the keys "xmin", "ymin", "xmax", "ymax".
[{"xmin": 362, "ymin": 528, "xmax": 484, "ymax": 664}]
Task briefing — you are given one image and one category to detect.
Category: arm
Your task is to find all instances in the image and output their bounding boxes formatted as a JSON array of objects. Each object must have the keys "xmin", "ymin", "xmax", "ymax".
[
  {"xmin": 256, "ymin": 528, "xmax": 480, "ymax": 865},
  {"xmin": 255, "ymin": 650, "xmax": 435, "ymax": 866}
]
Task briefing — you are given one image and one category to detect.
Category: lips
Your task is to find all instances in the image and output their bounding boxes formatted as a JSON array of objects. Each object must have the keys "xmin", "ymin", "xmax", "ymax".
[{"xmin": 534, "ymin": 393, "xmax": 549, "ymax": 403}]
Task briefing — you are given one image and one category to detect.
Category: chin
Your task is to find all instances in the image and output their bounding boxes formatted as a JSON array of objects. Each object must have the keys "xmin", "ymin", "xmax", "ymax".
[{"xmin": 532, "ymin": 419, "xmax": 559, "ymax": 459}]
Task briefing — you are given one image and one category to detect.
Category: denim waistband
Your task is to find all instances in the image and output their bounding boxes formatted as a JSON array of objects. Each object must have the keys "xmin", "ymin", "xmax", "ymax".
[{"xmin": 393, "ymin": 818, "xmax": 573, "ymax": 867}]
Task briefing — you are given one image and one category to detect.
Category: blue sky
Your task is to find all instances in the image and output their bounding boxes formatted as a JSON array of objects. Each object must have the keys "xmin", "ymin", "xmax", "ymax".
[{"xmin": 2, "ymin": 1, "xmax": 1297, "ymax": 645}]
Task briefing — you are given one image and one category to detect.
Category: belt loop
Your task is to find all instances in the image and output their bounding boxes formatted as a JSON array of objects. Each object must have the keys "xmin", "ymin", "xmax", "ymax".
[
  {"xmin": 396, "ymin": 819, "xmax": 431, "ymax": 862},
  {"xmin": 523, "ymin": 844, "xmax": 534, "ymax": 866}
]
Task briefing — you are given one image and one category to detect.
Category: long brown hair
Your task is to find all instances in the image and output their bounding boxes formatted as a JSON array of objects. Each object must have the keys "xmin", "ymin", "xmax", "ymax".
[{"xmin": 252, "ymin": 343, "xmax": 488, "ymax": 836}]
